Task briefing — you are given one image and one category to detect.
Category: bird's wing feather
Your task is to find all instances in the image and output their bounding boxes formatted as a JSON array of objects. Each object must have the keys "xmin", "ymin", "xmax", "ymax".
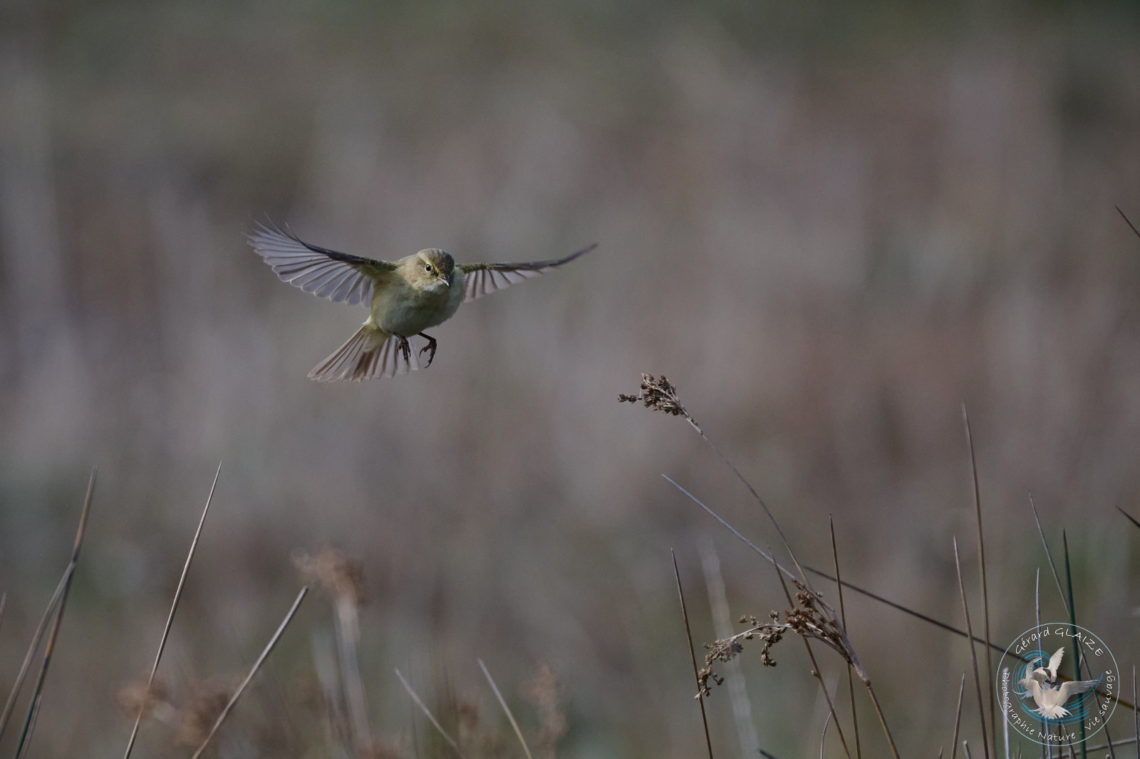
[
  {"xmin": 1047, "ymin": 648, "xmax": 1065, "ymax": 679},
  {"xmin": 459, "ymin": 243, "xmax": 597, "ymax": 302},
  {"xmin": 249, "ymin": 223, "xmax": 395, "ymax": 305},
  {"xmin": 1056, "ymin": 679, "xmax": 1099, "ymax": 700}
]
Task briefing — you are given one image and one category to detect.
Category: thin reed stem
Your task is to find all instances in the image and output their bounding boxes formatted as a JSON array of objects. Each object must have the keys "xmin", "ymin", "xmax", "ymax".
[
  {"xmin": 829, "ymin": 517, "xmax": 861, "ymax": 759},
  {"xmin": 1117, "ymin": 205, "xmax": 1140, "ymax": 239},
  {"xmin": 951, "ymin": 672, "xmax": 965, "ymax": 759},
  {"xmin": 395, "ymin": 668, "xmax": 465, "ymax": 758},
  {"xmin": 191, "ymin": 586, "xmax": 308, "ymax": 759},
  {"xmin": 478, "ymin": 659, "xmax": 534, "ymax": 759},
  {"xmin": 1029, "ymin": 495, "xmax": 1070, "ymax": 616},
  {"xmin": 0, "ymin": 571, "xmax": 68, "ymax": 741},
  {"xmin": 14, "ymin": 469, "xmax": 96, "ymax": 759},
  {"xmin": 820, "ymin": 709, "xmax": 834, "ymax": 758},
  {"xmin": 124, "ymin": 461, "xmax": 222, "ymax": 758},
  {"xmin": 673, "ymin": 550, "xmax": 714, "ymax": 759},
  {"xmin": 953, "ymin": 537, "xmax": 990, "ymax": 759},
  {"xmin": 1079, "ymin": 736, "xmax": 1138, "ymax": 753},
  {"xmin": 770, "ymin": 562, "xmax": 852, "ymax": 759},
  {"xmin": 962, "ymin": 406, "xmax": 996, "ymax": 759},
  {"xmin": 1060, "ymin": 533, "xmax": 1089, "ymax": 754},
  {"xmin": 1117, "ymin": 506, "xmax": 1140, "ymax": 531}
]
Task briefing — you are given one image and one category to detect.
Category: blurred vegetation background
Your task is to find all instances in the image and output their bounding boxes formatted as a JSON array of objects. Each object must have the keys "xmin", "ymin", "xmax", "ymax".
[{"xmin": 2, "ymin": 0, "xmax": 1139, "ymax": 756}]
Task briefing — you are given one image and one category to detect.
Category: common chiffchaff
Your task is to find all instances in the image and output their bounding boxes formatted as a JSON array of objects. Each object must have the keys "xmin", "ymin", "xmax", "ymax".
[{"xmin": 249, "ymin": 224, "xmax": 595, "ymax": 381}]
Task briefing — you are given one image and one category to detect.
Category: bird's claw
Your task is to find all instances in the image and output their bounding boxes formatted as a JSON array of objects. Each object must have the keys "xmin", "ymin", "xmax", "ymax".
[
  {"xmin": 418, "ymin": 333, "xmax": 438, "ymax": 367},
  {"xmin": 396, "ymin": 336, "xmax": 412, "ymax": 364}
]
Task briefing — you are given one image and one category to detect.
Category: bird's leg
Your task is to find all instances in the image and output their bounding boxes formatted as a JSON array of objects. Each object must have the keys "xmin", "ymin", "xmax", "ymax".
[
  {"xmin": 396, "ymin": 335, "xmax": 412, "ymax": 365},
  {"xmin": 417, "ymin": 332, "xmax": 438, "ymax": 367}
]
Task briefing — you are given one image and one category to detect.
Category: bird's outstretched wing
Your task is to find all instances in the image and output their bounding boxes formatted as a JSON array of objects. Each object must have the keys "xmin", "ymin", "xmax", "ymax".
[
  {"xmin": 1018, "ymin": 664, "xmax": 1048, "ymax": 697},
  {"xmin": 1055, "ymin": 678, "xmax": 1100, "ymax": 701},
  {"xmin": 249, "ymin": 223, "xmax": 396, "ymax": 306},
  {"xmin": 460, "ymin": 243, "xmax": 597, "ymax": 302},
  {"xmin": 1046, "ymin": 648, "xmax": 1065, "ymax": 680}
]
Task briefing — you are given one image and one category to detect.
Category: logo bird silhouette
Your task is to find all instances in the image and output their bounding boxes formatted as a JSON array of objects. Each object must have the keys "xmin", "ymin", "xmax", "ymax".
[{"xmin": 1017, "ymin": 647, "xmax": 1100, "ymax": 719}]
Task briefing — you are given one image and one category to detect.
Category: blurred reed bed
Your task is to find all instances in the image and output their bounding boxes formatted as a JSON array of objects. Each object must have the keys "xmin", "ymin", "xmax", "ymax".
[{"xmin": 2, "ymin": 376, "xmax": 1137, "ymax": 756}]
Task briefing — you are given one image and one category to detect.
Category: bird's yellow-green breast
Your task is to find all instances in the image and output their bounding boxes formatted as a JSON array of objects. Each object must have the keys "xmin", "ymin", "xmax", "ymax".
[{"xmin": 369, "ymin": 249, "xmax": 465, "ymax": 336}]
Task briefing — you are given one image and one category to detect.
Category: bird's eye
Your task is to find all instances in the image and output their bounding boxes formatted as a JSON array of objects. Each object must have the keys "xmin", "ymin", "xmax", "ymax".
[{"xmin": 425, "ymin": 264, "xmax": 433, "ymax": 273}]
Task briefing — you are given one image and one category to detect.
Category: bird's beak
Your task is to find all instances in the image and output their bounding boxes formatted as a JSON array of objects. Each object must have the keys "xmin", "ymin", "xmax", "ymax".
[{"xmin": 443, "ymin": 273, "xmax": 452, "ymax": 288}]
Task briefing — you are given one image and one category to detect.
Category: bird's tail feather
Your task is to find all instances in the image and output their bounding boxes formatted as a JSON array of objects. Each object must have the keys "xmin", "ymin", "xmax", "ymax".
[
  {"xmin": 1034, "ymin": 704, "xmax": 1071, "ymax": 719},
  {"xmin": 307, "ymin": 326, "xmax": 419, "ymax": 382}
]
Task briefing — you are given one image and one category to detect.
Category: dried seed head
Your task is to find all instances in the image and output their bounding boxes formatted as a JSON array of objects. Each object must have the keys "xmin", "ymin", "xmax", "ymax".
[
  {"xmin": 293, "ymin": 547, "xmax": 366, "ymax": 606},
  {"xmin": 116, "ymin": 678, "xmax": 171, "ymax": 721},
  {"xmin": 697, "ymin": 585, "xmax": 853, "ymax": 697},
  {"xmin": 176, "ymin": 678, "xmax": 237, "ymax": 747},
  {"xmin": 619, "ymin": 373, "xmax": 694, "ymax": 417}
]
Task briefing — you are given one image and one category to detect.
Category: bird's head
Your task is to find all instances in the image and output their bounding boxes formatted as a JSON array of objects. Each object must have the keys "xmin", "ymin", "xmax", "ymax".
[{"xmin": 409, "ymin": 248, "xmax": 456, "ymax": 291}]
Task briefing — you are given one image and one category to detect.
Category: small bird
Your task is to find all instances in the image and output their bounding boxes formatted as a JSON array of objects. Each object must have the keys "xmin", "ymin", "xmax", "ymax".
[{"xmin": 249, "ymin": 223, "xmax": 595, "ymax": 381}]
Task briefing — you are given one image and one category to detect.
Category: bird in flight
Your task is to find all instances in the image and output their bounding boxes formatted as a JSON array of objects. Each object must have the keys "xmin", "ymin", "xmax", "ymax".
[{"xmin": 249, "ymin": 223, "xmax": 596, "ymax": 381}]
